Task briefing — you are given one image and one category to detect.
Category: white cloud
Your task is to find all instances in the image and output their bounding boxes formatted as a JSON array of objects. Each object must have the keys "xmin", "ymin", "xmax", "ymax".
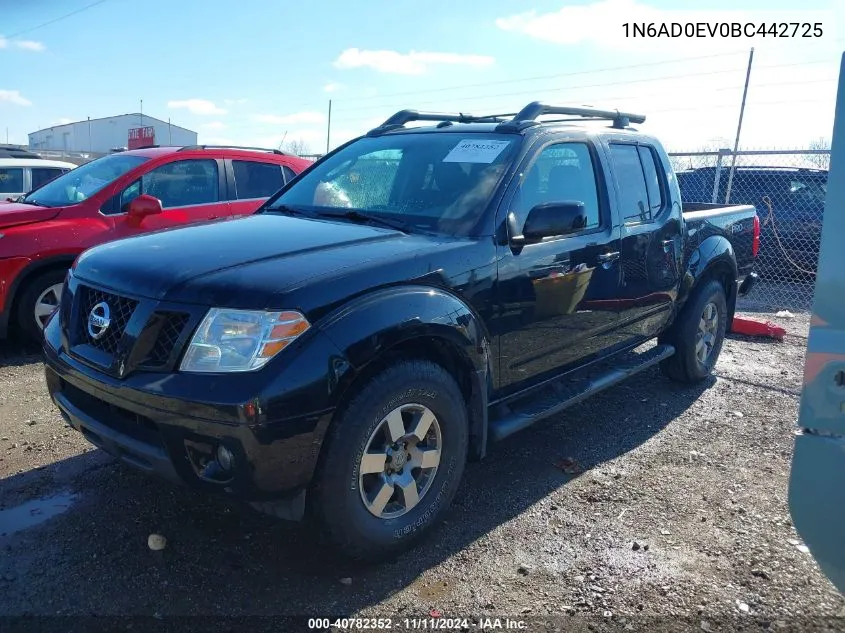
[
  {"xmin": 15, "ymin": 39, "xmax": 45, "ymax": 52},
  {"xmin": 0, "ymin": 89, "xmax": 31, "ymax": 106},
  {"xmin": 323, "ymin": 82, "xmax": 344, "ymax": 93},
  {"xmin": 333, "ymin": 48, "xmax": 495, "ymax": 75},
  {"xmin": 167, "ymin": 99, "xmax": 227, "ymax": 115},
  {"xmin": 57, "ymin": 117, "xmax": 72, "ymax": 125},
  {"xmin": 253, "ymin": 111, "xmax": 325, "ymax": 125},
  {"xmin": 0, "ymin": 36, "xmax": 46, "ymax": 51},
  {"xmin": 223, "ymin": 98, "xmax": 248, "ymax": 106},
  {"xmin": 496, "ymin": 0, "xmax": 834, "ymax": 52},
  {"xmin": 201, "ymin": 121, "xmax": 226, "ymax": 130}
]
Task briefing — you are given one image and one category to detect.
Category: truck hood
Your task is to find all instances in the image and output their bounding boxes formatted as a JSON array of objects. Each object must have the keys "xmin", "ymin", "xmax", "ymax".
[
  {"xmin": 0, "ymin": 202, "xmax": 62, "ymax": 229},
  {"xmin": 72, "ymin": 214, "xmax": 459, "ymax": 308}
]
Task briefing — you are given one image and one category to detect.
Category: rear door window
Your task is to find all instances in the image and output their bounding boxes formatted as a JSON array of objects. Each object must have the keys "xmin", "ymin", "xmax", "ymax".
[
  {"xmin": 609, "ymin": 144, "xmax": 651, "ymax": 224},
  {"xmin": 282, "ymin": 165, "xmax": 298, "ymax": 184},
  {"xmin": 637, "ymin": 146, "xmax": 664, "ymax": 215},
  {"xmin": 232, "ymin": 160, "xmax": 284, "ymax": 199},
  {"xmin": 0, "ymin": 168, "xmax": 24, "ymax": 193}
]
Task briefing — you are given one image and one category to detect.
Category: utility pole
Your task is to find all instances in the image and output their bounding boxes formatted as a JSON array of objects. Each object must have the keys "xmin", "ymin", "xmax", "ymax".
[
  {"xmin": 140, "ymin": 99, "xmax": 143, "ymax": 126},
  {"xmin": 326, "ymin": 99, "xmax": 332, "ymax": 154},
  {"xmin": 5, "ymin": 127, "xmax": 8, "ymax": 144},
  {"xmin": 725, "ymin": 48, "xmax": 754, "ymax": 204}
]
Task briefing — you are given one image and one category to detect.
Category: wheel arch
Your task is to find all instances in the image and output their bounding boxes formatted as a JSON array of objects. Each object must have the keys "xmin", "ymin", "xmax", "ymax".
[
  {"xmin": 320, "ymin": 285, "xmax": 492, "ymax": 461},
  {"xmin": 2, "ymin": 255, "xmax": 76, "ymax": 337},
  {"xmin": 678, "ymin": 235, "xmax": 739, "ymax": 328}
]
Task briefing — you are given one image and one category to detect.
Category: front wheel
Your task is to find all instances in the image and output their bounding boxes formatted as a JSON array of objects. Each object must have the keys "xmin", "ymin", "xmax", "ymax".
[
  {"xmin": 659, "ymin": 279, "xmax": 727, "ymax": 383},
  {"xmin": 15, "ymin": 269, "xmax": 67, "ymax": 342},
  {"xmin": 311, "ymin": 360, "xmax": 468, "ymax": 561}
]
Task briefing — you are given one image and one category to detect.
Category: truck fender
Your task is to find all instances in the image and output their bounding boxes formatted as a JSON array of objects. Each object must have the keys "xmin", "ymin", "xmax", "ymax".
[
  {"xmin": 677, "ymin": 235, "xmax": 739, "ymax": 320},
  {"xmin": 318, "ymin": 285, "xmax": 492, "ymax": 460}
]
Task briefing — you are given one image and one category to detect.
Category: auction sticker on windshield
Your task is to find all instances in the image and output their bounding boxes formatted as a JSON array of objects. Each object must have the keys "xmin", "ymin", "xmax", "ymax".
[{"xmin": 443, "ymin": 139, "xmax": 511, "ymax": 164}]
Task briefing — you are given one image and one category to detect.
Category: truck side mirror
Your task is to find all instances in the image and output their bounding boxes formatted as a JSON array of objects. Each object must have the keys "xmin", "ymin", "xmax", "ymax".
[
  {"xmin": 521, "ymin": 201, "xmax": 587, "ymax": 241},
  {"xmin": 126, "ymin": 194, "xmax": 162, "ymax": 226}
]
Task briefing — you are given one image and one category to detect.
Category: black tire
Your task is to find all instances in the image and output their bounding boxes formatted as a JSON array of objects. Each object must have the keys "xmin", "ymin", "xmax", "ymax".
[
  {"xmin": 311, "ymin": 359, "xmax": 468, "ymax": 561},
  {"xmin": 659, "ymin": 279, "xmax": 727, "ymax": 384},
  {"xmin": 15, "ymin": 269, "xmax": 67, "ymax": 342}
]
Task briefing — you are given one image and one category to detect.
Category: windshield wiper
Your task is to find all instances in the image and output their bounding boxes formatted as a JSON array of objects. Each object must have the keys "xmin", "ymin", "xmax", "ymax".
[
  {"xmin": 266, "ymin": 204, "xmax": 318, "ymax": 218},
  {"xmin": 316, "ymin": 209, "xmax": 411, "ymax": 233},
  {"xmin": 18, "ymin": 198, "xmax": 50, "ymax": 207}
]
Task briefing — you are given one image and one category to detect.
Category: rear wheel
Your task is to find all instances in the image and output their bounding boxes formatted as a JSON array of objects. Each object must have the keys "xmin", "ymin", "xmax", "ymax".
[
  {"xmin": 311, "ymin": 360, "xmax": 468, "ymax": 561},
  {"xmin": 15, "ymin": 269, "xmax": 67, "ymax": 342},
  {"xmin": 659, "ymin": 279, "xmax": 727, "ymax": 383}
]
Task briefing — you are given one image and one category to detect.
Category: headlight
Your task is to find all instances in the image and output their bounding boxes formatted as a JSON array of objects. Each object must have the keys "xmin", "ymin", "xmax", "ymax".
[{"xmin": 180, "ymin": 309, "xmax": 310, "ymax": 373}]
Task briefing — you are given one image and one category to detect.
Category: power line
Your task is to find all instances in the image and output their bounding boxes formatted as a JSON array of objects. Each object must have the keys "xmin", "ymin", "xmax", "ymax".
[
  {"xmin": 5, "ymin": 0, "xmax": 113, "ymax": 39},
  {"xmin": 329, "ymin": 59, "xmax": 836, "ymax": 120},
  {"xmin": 212, "ymin": 57, "xmax": 837, "ymax": 129},
  {"xmin": 326, "ymin": 78, "xmax": 837, "ymax": 130},
  {"xmin": 333, "ymin": 49, "xmax": 754, "ymax": 104}
]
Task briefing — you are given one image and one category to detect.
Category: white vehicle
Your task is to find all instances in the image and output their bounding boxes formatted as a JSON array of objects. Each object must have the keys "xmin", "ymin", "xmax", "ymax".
[{"xmin": 0, "ymin": 158, "xmax": 77, "ymax": 201}]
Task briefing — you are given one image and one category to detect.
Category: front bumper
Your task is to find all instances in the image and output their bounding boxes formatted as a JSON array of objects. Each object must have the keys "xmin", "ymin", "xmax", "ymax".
[{"xmin": 43, "ymin": 315, "xmax": 340, "ymax": 517}]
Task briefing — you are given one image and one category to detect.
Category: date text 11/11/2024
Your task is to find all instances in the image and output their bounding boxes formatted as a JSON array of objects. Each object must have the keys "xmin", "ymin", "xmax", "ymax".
[
  {"xmin": 307, "ymin": 618, "xmax": 527, "ymax": 630},
  {"xmin": 623, "ymin": 22, "xmax": 823, "ymax": 38}
]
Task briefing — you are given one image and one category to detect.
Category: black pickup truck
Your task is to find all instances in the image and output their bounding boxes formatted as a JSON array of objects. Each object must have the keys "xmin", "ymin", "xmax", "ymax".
[{"xmin": 42, "ymin": 102, "xmax": 759, "ymax": 560}]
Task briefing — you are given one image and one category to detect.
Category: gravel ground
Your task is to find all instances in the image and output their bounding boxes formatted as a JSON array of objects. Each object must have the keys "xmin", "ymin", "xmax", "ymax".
[{"xmin": 1, "ymin": 309, "xmax": 843, "ymax": 631}]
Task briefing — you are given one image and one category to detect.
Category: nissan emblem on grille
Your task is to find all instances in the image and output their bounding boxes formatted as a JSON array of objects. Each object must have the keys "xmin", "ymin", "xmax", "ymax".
[{"xmin": 87, "ymin": 302, "xmax": 111, "ymax": 340}]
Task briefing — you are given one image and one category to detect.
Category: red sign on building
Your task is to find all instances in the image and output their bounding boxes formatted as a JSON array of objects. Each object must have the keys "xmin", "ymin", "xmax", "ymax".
[{"xmin": 128, "ymin": 126, "xmax": 155, "ymax": 149}]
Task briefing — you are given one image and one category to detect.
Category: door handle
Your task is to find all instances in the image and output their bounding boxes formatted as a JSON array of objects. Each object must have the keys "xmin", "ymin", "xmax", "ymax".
[{"xmin": 597, "ymin": 251, "xmax": 620, "ymax": 263}]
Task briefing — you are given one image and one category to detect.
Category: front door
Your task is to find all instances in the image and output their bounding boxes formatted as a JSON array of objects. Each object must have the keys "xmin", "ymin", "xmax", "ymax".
[
  {"xmin": 112, "ymin": 158, "xmax": 229, "ymax": 236},
  {"xmin": 495, "ymin": 140, "xmax": 624, "ymax": 394}
]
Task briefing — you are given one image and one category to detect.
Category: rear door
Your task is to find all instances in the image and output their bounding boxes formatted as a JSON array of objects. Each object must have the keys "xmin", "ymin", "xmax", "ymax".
[
  {"xmin": 226, "ymin": 159, "xmax": 286, "ymax": 217},
  {"xmin": 495, "ymin": 138, "xmax": 624, "ymax": 393},
  {"xmin": 106, "ymin": 158, "xmax": 228, "ymax": 235},
  {"xmin": 605, "ymin": 141, "xmax": 683, "ymax": 341}
]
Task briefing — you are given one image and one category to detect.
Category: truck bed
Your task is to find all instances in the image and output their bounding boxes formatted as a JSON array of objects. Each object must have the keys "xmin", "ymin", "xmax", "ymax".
[{"xmin": 682, "ymin": 202, "xmax": 758, "ymax": 280}]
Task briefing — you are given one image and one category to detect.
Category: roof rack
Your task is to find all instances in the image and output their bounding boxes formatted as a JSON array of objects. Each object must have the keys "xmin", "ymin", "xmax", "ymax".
[
  {"xmin": 367, "ymin": 101, "xmax": 646, "ymax": 136},
  {"xmin": 368, "ymin": 110, "xmax": 516, "ymax": 136},
  {"xmin": 496, "ymin": 101, "xmax": 646, "ymax": 132},
  {"xmin": 177, "ymin": 144, "xmax": 289, "ymax": 155}
]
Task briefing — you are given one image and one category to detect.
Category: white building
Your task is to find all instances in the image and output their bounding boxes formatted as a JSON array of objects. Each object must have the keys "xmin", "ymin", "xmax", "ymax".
[{"xmin": 28, "ymin": 114, "xmax": 197, "ymax": 153}]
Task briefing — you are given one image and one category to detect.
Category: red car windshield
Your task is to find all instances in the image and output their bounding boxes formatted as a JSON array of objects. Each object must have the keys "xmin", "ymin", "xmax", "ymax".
[{"xmin": 23, "ymin": 154, "xmax": 148, "ymax": 208}]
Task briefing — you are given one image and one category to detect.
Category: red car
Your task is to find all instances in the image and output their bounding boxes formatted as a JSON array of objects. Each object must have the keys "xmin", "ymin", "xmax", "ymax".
[{"xmin": 0, "ymin": 145, "xmax": 311, "ymax": 341}]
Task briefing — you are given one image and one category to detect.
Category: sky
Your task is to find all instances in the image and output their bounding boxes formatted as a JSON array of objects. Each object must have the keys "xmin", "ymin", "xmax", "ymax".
[{"xmin": 1, "ymin": 0, "xmax": 843, "ymax": 154}]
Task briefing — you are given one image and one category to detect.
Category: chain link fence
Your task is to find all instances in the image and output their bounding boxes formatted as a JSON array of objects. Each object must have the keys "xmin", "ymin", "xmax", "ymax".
[{"xmin": 669, "ymin": 148, "xmax": 829, "ymax": 313}]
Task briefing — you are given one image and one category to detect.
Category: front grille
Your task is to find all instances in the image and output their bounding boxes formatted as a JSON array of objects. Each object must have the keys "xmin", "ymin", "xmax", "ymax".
[
  {"xmin": 77, "ymin": 286, "xmax": 138, "ymax": 355},
  {"xmin": 142, "ymin": 312, "xmax": 190, "ymax": 367}
]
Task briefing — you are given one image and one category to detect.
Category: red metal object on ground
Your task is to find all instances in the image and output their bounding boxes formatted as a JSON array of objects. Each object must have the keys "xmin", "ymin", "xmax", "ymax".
[{"xmin": 731, "ymin": 316, "xmax": 787, "ymax": 340}]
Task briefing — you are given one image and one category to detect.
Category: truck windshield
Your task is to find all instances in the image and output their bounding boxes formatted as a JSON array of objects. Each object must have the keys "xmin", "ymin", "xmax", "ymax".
[
  {"xmin": 266, "ymin": 132, "xmax": 518, "ymax": 235},
  {"xmin": 22, "ymin": 154, "xmax": 148, "ymax": 208}
]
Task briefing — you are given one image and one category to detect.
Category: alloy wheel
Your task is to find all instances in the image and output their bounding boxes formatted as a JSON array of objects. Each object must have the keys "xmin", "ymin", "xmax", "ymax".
[{"xmin": 357, "ymin": 403, "xmax": 442, "ymax": 519}]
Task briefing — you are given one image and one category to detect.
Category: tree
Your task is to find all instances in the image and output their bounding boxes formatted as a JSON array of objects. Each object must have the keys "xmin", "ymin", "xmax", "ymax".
[
  {"xmin": 282, "ymin": 138, "xmax": 311, "ymax": 156},
  {"xmin": 807, "ymin": 137, "xmax": 830, "ymax": 170}
]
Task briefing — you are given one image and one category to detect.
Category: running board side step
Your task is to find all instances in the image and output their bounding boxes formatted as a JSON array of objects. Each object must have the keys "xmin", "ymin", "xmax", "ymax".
[{"xmin": 488, "ymin": 344, "xmax": 675, "ymax": 442}]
